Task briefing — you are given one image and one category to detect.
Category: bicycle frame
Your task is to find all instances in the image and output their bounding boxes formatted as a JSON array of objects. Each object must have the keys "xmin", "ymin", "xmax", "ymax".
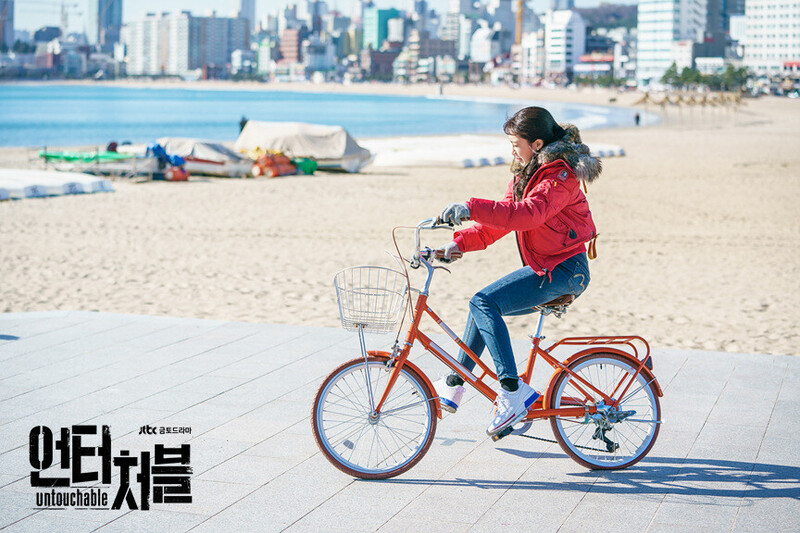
[{"xmin": 372, "ymin": 219, "xmax": 662, "ymax": 423}]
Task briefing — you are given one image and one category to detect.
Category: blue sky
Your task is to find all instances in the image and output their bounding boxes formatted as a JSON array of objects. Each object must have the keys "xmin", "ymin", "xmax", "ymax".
[{"xmin": 14, "ymin": 0, "xmax": 636, "ymax": 33}]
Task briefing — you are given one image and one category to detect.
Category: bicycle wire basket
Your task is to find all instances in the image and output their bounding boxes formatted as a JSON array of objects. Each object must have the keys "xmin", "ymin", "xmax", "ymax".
[{"xmin": 333, "ymin": 266, "xmax": 408, "ymax": 334}]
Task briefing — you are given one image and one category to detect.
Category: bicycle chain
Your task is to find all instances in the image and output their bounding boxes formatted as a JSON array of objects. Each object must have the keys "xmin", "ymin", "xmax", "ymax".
[{"xmin": 516, "ymin": 433, "xmax": 614, "ymax": 454}]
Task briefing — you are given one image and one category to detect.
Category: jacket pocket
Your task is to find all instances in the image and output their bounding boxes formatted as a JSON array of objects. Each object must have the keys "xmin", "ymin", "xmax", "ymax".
[
  {"xmin": 553, "ymin": 207, "xmax": 596, "ymax": 250},
  {"xmin": 526, "ymin": 218, "xmax": 568, "ymax": 256}
]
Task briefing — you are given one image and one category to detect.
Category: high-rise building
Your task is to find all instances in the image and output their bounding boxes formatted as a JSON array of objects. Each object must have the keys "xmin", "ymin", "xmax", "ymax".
[
  {"xmin": 0, "ymin": 0, "xmax": 14, "ymax": 50},
  {"xmin": 280, "ymin": 28, "xmax": 303, "ymax": 63},
  {"xmin": 345, "ymin": 24, "xmax": 363, "ymax": 55},
  {"xmin": 239, "ymin": 0, "xmax": 256, "ymax": 33},
  {"xmin": 386, "ymin": 17, "xmax": 406, "ymax": 44},
  {"xmin": 297, "ymin": 0, "xmax": 328, "ymax": 33},
  {"xmin": 487, "ymin": 0, "xmax": 514, "ymax": 36},
  {"xmin": 410, "ymin": 0, "xmax": 428, "ymax": 35},
  {"xmin": 87, "ymin": 0, "xmax": 123, "ymax": 52},
  {"xmin": 701, "ymin": 0, "xmax": 725, "ymax": 56},
  {"xmin": 729, "ymin": 13, "xmax": 745, "ymax": 43},
  {"xmin": 744, "ymin": 0, "xmax": 800, "ymax": 76},
  {"xmin": 278, "ymin": 5, "xmax": 300, "ymax": 35},
  {"xmin": 351, "ymin": 0, "xmax": 371, "ymax": 24},
  {"xmin": 322, "ymin": 12, "xmax": 350, "ymax": 34},
  {"xmin": 470, "ymin": 23, "xmax": 501, "ymax": 63},
  {"xmin": 457, "ymin": 14, "xmax": 477, "ymax": 59},
  {"xmin": 700, "ymin": 0, "xmax": 743, "ymax": 57},
  {"xmin": 441, "ymin": 0, "xmax": 474, "ymax": 42},
  {"xmin": 257, "ymin": 39, "xmax": 279, "ymax": 74},
  {"xmin": 544, "ymin": 10, "xmax": 586, "ymax": 75},
  {"xmin": 519, "ymin": 29, "xmax": 545, "ymax": 82},
  {"xmin": 449, "ymin": 0, "xmax": 472, "ymax": 14},
  {"xmin": 303, "ymin": 35, "xmax": 335, "ymax": 71},
  {"xmin": 551, "ymin": 0, "xmax": 574, "ymax": 10},
  {"xmin": 636, "ymin": 0, "xmax": 707, "ymax": 84},
  {"xmin": 123, "ymin": 12, "xmax": 248, "ymax": 77},
  {"xmin": 362, "ymin": 6, "xmax": 402, "ymax": 50}
]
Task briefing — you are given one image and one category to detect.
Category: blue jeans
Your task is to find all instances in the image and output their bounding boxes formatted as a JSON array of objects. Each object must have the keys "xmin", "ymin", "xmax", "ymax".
[{"xmin": 457, "ymin": 253, "xmax": 590, "ymax": 382}]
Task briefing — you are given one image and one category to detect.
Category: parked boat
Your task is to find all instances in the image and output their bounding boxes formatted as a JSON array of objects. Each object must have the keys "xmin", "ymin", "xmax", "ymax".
[
  {"xmin": 156, "ymin": 138, "xmax": 253, "ymax": 178},
  {"xmin": 0, "ymin": 169, "xmax": 113, "ymax": 200},
  {"xmin": 235, "ymin": 121, "xmax": 373, "ymax": 173},
  {"xmin": 39, "ymin": 148, "xmax": 161, "ymax": 178}
]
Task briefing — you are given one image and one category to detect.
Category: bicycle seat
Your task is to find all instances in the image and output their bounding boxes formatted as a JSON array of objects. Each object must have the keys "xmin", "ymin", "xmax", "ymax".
[
  {"xmin": 533, "ymin": 294, "xmax": 575, "ymax": 316},
  {"xmin": 541, "ymin": 294, "xmax": 575, "ymax": 308}
]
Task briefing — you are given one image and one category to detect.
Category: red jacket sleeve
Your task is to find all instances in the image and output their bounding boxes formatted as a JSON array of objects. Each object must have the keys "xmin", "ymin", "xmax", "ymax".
[
  {"xmin": 452, "ymin": 178, "xmax": 515, "ymax": 253},
  {"xmin": 466, "ymin": 168, "xmax": 574, "ymax": 232},
  {"xmin": 452, "ymin": 222, "xmax": 509, "ymax": 253}
]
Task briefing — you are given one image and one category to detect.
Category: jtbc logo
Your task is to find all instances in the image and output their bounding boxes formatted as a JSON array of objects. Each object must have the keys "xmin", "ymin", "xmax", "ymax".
[{"xmin": 138, "ymin": 425, "xmax": 157, "ymax": 435}]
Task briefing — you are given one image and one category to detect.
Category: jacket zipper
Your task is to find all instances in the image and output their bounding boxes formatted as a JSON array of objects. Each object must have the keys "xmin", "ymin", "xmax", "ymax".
[
  {"xmin": 514, "ymin": 165, "xmax": 564, "ymax": 283},
  {"xmin": 516, "ymin": 231, "xmax": 548, "ymax": 280},
  {"xmin": 515, "ymin": 232, "xmax": 526, "ymax": 266}
]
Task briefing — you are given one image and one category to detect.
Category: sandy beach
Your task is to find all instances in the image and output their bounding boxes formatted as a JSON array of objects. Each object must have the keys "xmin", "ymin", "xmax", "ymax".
[{"xmin": 1, "ymin": 84, "xmax": 798, "ymax": 356}]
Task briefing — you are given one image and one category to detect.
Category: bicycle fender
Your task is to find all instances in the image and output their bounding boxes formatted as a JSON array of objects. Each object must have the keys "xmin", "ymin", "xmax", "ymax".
[
  {"xmin": 368, "ymin": 351, "xmax": 443, "ymax": 419},
  {"xmin": 543, "ymin": 347, "xmax": 663, "ymax": 409}
]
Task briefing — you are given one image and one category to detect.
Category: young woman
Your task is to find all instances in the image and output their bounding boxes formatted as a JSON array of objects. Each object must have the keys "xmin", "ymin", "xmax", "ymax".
[{"xmin": 435, "ymin": 106, "xmax": 601, "ymax": 436}]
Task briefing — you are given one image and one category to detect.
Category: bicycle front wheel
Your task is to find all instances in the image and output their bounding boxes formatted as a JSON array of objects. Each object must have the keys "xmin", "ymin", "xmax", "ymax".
[
  {"xmin": 311, "ymin": 356, "xmax": 437, "ymax": 479},
  {"xmin": 549, "ymin": 352, "xmax": 661, "ymax": 470}
]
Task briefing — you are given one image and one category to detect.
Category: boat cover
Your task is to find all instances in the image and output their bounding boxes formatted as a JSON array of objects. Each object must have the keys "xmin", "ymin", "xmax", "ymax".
[
  {"xmin": 156, "ymin": 138, "xmax": 251, "ymax": 165},
  {"xmin": 234, "ymin": 121, "xmax": 372, "ymax": 173},
  {"xmin": 0, "ymin": 169, "xmax": 113, "ymax": 199}
]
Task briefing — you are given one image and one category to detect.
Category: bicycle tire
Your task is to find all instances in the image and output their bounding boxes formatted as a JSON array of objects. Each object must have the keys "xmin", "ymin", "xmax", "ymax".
[
  {"xmin": 549, "ymin": 352, "xmax": 661, "ymax": 470},
  {"xmin": 311, "ymin": 355, "xmax": 437, "ymax": 479}
]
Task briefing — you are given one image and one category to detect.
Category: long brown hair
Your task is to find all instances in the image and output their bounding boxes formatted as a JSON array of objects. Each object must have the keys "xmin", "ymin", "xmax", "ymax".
[{"xmin": 504, "ymin": 107, "xmax": 566, "ymax": 199}]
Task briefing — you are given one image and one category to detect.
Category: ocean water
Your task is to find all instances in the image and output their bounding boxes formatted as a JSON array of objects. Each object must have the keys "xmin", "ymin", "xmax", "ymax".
[{"xmin": 0, "ymin": 84, "xmax": 644, "ymax": 148}]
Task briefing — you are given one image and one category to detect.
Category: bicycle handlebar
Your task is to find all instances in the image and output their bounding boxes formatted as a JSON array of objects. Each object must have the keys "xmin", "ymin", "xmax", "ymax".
[
  {"xmin": 420, "ymin": 247, "xmax": 463, "ymax": 261},
  {"xmin": 410, "ymin": 218, "xmax": 458, "ymax": 268}
]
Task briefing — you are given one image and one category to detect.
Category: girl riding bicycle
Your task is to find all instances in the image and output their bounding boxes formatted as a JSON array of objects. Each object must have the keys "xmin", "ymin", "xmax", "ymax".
[{"xmin": 436, "ymin": 106, "xmax": 602, "ymax": 436}]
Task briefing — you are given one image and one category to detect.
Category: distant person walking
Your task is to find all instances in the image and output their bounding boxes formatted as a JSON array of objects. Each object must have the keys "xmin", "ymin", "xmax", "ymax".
[
  {"xmin": 635, "ymin": 112, "xmax": 641, "ymax": 126},
  {"xmin": 239, "ymin": 116, "xmax": 249, "ymax": 132}
]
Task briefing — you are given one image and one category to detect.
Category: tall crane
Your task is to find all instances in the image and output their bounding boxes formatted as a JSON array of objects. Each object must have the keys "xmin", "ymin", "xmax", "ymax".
[
  {"xmin": 60, "ymin": 2, "xmax": 81, "ymax": 36},
  {"xmin": 19, "ymin": 1, "xmax": 81, "ymax": 36}
]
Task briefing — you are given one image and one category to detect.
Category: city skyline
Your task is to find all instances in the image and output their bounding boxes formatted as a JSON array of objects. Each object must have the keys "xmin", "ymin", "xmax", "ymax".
[{"xmin": 13, "ymin": 0, "xmax": 637, "ymax": 34}]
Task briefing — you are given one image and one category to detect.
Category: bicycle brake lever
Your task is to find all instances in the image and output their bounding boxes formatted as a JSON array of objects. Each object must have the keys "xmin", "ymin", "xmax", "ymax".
[{"xmin": 434, "ymin": 216, "xmax": 455, "ymax": 229}]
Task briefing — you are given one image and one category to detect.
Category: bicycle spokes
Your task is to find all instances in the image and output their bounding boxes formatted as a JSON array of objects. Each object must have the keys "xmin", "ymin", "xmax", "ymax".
[
  {"xmin": 550, "ymin": 353, "xmax": 661, "ymax": 469},
  {"xmin": 312, "ymin": 357, "xmax": 436, "ymax": 478}
]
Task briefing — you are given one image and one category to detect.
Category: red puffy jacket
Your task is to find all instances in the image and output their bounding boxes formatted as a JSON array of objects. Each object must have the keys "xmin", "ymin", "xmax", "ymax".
[{"xmin": 453, "ymin": 159, "xmax": 596, "ymax": 277}]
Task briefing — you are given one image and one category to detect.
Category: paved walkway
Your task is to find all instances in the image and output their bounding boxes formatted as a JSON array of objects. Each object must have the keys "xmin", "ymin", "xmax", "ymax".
[{"xmin": 0, "ymin": 311, "xmax": 798, "ymax": 532}]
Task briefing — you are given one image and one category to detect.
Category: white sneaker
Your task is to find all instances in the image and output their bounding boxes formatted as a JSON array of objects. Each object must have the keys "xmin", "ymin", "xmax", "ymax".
[
  {"xmin": 433, "ymin": 377, "xmax": 465, "ymax": 413},
  {"xmin": 486, "ymin": 380, "xmax": 540, "ymax": 436}
]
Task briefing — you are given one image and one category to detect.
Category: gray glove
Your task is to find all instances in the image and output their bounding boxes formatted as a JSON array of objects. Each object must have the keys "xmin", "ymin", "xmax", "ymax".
[
  {"xmin": 439, "ymin": 241, "xmax": 462, "ymax": 263},
  {"xmin": 440, "ymin": 202, "xmax": 470, "ymax": 226}
]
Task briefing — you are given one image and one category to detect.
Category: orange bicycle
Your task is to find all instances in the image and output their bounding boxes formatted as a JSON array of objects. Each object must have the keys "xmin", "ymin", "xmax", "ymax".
[{"xmin": 312, "ymin": 218, "xmax": 663, "ymax": 479}]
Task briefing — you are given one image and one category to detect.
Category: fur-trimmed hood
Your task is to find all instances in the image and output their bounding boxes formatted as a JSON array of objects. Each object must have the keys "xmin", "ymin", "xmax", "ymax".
[{"xmin": 536, "ymin": 123, "xmax": 602, "ymax": 183}]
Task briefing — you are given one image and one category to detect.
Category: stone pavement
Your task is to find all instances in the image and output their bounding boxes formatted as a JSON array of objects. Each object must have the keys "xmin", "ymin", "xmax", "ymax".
[{"xmin": 0, "ymin": 311, "xmax": 798, "ymax": 532}]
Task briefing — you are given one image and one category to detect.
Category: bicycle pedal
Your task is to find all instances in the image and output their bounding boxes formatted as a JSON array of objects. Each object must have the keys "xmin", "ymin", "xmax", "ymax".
[{"xmin": 491, "ymin": 426, "xmax": 515, "ymax": 442}]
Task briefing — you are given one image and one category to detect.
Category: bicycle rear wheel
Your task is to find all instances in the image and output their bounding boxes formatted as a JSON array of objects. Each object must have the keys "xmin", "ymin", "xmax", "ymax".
[
  {"xmin": 549, "ymin": 352, "xmax": 661, "ymax": 470},
  {"xmin": 312, "ymin": 356, "xmax": 437, "ymax": 479}
]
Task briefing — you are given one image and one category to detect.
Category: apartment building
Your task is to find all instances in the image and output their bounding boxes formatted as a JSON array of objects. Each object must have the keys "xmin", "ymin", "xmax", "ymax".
[
  {"xmin": 636, "ymin": 0, "xmax": 707, "ymax": 84},
  {"xmin": 123, "ymin": 12, "xmax": 248, "ymax": 77},
  {"xmin": 744, "ymin": 0, "xmax": 800, "ymax": 76}
]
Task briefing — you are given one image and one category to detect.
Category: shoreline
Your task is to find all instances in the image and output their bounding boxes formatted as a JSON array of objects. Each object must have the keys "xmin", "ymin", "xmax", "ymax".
[
  {"xmin": 1, "ymin": 78, "xmax": 638, "ymax": 103},
  {"xmin": 0, "ymin": 80, "xmax": 651, "ymax": 151}
]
